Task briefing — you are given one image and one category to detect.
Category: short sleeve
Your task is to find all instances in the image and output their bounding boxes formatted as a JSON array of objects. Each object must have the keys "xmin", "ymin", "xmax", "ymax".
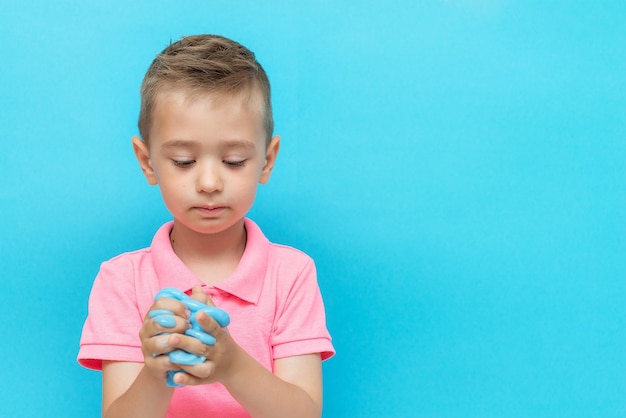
[
  {"xmin": 77, "ymin": 257, "xmax": 146, "ymax": 370},
  {"xmin": 271, "ymin": 258, "xmax": 335, "ymax": 361}
]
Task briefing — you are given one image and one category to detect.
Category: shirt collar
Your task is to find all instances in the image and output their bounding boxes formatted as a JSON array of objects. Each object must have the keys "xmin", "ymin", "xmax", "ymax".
[{"xmin": 151, "ymin": 218, "xmax": 269, "ymax": 305}]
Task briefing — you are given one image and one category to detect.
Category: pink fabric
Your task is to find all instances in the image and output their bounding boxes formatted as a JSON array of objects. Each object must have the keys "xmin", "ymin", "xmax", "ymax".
[{"xmin": 78, "ymin": 218, "xmax": 334, "ymax": 417}]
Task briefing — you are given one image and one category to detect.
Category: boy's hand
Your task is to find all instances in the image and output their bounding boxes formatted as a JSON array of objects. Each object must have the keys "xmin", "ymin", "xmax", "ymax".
[
  {"xmin": 139, "ymin": 296, "xmax": 191, "ymax": 381},
  {"xmin": 140, "ymin": 285, "xmax": 237, "ymax": 386},
  {"xmin": 168, "ymin": 288, "xmax": 241, "ymax": 386},
  {"xmin": 190, "ymin": 285, "xmax": 212, "ymax": 305}
]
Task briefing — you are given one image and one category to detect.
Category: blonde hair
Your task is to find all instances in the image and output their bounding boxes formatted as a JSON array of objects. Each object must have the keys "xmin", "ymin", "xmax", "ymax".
[{"xmin": 138, "ymin": 34, "xmax": 273, "ymax": 146}]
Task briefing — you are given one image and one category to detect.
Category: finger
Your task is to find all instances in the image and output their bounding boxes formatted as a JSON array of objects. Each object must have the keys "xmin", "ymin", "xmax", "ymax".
[
  {"xmin": 193, "ymin": 307, "xmax": 230, "ymax": 329},
  {"xmin": 195, "ymin": 310, "xmax": 226, "ymax": 337},
  {"xmin": 169, "ymin": 349, "xmax": 205, "ymax": 365},
  {"xmin": 190, "ymin": 285, "xmax": 218, "ymax": 307},
  {"xmin": 204, "ymin": 293, "xmax": 216, "ymax": 307},
  {"xmin": 144, "ymin": 350, "xmax": 176, "ymax": 371},
  {"xmin": 186, "ymin": 328, "xmax": 216, "ymax": 345},
  {"xmin": 166, "ymin": 370, "xmax": 185, "ymax": 388},
  {"xmin": 148, "ymin": 315, "xmax": 190, "ymax": 337},
  {"xmin": 149, "ymin": 310, "xmax": 176, "ymax": 328},
  {"xmin": 143, "ymin": 333, "xmax": 180, "ymax": 358},
  {"xmin": 139, "ymin": 310, "xmax": 190, "ymax": 348},
  {"xmin": 146, "ymin": 298, "xmax": 189, "ymax": 320},
  {"xmin": 190, "ymin": 285, "xmax": 211, "ymax": 305},
  {"xmin": 168, "ymin": 333, "xmax": 213, "ymax": 360},
  {"xmin": 174, "ymin": 362, "xmax": 216, "ymax": 385}
]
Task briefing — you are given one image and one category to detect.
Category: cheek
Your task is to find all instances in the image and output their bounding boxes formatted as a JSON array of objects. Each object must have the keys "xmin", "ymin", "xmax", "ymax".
[
  {"xmin": 233, "ymin": 174, "xmax": 260, "ymax": 200},
  {"xmin": 156, "ymin": 173, "xmax": 188, "ymax": 199}
]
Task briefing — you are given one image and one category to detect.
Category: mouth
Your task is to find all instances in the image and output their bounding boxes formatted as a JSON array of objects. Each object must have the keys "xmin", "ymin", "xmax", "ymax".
[{"xmin": 193, "ymin": 205, "xmax": 226, "ymax": 215}]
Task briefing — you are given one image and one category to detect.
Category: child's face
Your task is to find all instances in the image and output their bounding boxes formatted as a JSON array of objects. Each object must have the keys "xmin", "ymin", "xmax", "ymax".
[{"xmin": 133, "ymin": 89, "xmax": 279, "ymax": 236}]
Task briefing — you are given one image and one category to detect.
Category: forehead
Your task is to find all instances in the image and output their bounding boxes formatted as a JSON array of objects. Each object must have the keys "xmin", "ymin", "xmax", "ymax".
[
  {"xmin": 149, "ymin": 88, "xmax": 266, "ymax": 147},
  {"xmin": 151, "ymin": 87, "xmax": 263, "ymax": 131},
  {"xmin": 156, "ymin": 83, "xmax": 265, "ymax": 114}
]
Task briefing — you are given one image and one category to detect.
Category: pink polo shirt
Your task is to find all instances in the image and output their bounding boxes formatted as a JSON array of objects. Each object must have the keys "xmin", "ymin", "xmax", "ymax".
[{"xmin": 78, "ymin": 218, "xmax": 334, "ymax": 417}]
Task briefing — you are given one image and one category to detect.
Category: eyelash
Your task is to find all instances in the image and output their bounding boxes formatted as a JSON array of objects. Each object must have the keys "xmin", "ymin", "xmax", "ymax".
[
  {"xmin": 172, "ymin": 160, "xmax": 195, "ymax": 168},
  {"xmin": 171, "ymin": 160, "xmax": 246, "ymax": 168},
  {"xmin": 224, "ymin": 160, "xmax": 246, "ymax": 168}
]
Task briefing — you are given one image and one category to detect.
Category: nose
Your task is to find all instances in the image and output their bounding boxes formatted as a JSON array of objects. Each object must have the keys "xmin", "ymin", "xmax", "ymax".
[{"xmin": 196, "ymin": 161, "xmax": 223, "ymax": 193}]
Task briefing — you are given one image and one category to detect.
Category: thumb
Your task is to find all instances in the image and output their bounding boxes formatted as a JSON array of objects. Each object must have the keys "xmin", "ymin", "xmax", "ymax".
[{"xmin": 190, "ymin": 285, "xmax": 216, "ymax": 307}]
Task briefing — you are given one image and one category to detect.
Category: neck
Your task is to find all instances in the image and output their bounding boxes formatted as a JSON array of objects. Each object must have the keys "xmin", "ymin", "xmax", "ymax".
[{"xmin": 169, "ymin": 219, "xmax": 247, "ymax": 284}]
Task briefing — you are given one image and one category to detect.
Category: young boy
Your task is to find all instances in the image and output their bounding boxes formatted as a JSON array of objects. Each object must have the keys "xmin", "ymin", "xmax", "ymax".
[{"xmin": 78, "ymin": 34, "xmax": 334, "ymax": 417}]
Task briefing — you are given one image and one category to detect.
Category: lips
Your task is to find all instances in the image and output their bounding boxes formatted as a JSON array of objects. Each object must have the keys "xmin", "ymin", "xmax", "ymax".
[{"xmin": 193, "ymin": 205, "xmax": 226, "ymax": 216}]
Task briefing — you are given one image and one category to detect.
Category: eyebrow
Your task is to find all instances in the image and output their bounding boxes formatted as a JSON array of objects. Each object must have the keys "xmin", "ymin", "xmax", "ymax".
[
  {"xmin": 160, "ymin": 139, "xmax": 198, "ymax": 150},
  {"xmin": 160, "ymin": 138, "xmax": 257, "ymax": 151},
  {"xmin": 220, "ymin": 139, "xmax": 257, "ymax": 150}
]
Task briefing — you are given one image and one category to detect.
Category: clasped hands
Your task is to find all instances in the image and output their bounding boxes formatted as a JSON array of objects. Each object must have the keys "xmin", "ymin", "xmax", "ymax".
[{"xmin": 140, "ymin": 286, "xmax": 233, "ymax": 387}]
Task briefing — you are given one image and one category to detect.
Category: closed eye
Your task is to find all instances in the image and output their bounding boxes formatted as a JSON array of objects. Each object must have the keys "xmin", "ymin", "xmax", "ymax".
[
  {"xmin": 172, "ymin": 160, "xmax": 195, "ymax": 168},
  {"xmin": 224, "ymin": 160, "xmax": 246, "ymax": 168}
]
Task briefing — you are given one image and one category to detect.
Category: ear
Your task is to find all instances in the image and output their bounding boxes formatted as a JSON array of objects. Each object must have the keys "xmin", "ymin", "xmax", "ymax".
[
  {"xmin": 259, "ymin": 135, "xmax": 280, "ymax": 184},
  {"xmin": 132, "ymin": 136, "xmax": 158, "ymax": 185}
]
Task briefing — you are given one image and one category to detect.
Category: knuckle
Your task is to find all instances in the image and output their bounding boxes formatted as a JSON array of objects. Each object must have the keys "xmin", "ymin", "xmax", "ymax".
[
  {"xmin": 200, "ymin": 362, "xmax": 215, "ymax": 379},
  {"xmin": 200, "ymin": 345, "xmax": 212, "ymax": 358}
]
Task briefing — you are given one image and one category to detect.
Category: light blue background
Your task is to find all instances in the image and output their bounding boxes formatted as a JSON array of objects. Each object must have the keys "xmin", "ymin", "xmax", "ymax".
[{"xmin": 1, "ymin": 1, "xmax": 625, "ymax": 417}]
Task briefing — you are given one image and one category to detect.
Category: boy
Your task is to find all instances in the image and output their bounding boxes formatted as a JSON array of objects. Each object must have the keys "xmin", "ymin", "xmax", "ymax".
[{"xmin": 78, "ymin": 34, "xmax": 334, "ymax": 417}]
